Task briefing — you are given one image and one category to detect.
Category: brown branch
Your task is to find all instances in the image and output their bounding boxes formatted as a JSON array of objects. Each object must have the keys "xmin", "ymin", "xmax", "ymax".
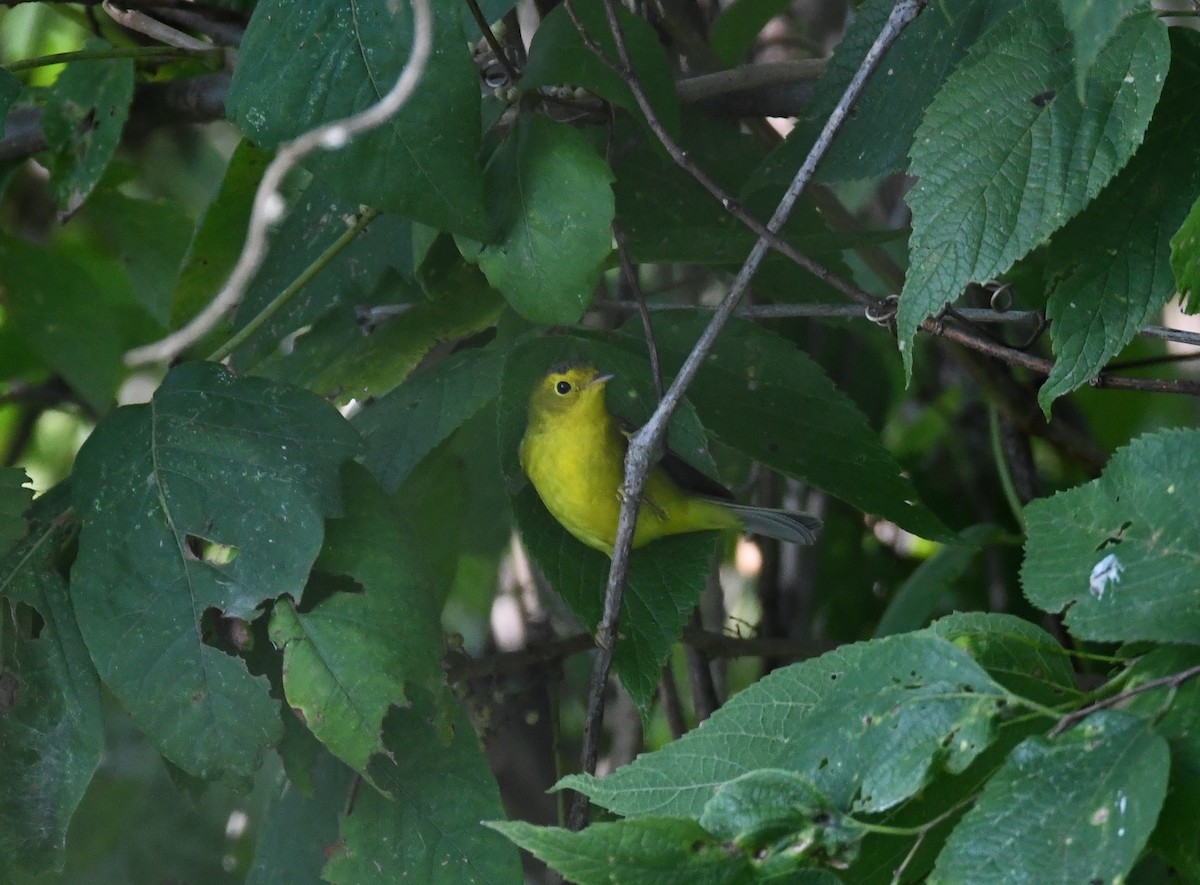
[{"xmin": 1049, "ymin": 663, "xmax": 1200, "ymax": 738}]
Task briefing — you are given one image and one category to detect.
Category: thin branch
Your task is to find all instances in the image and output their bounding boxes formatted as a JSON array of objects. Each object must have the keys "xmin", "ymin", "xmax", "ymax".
[
  {"xmin": 596, "ymin": 300, "xmax": 1200, "ymax": 396},
  {"xmin": 1049, "ymin": 662, "xmax": 1200, "ymax": 738},
  {"xmin": 207, "ymin": 207, "xmax": 381, "ymax": 364},
  {"xmin": 567, "ymin": 0, "xmax": 927, "ymax": 831},
  {"xmin": 612, "ymin": 222, "xmax": 664, "ymax": 400},
  {"xmin": 103, "ymin": 1, "xmax": 215, "ymax": 52},
  {"xmin": 123, "ymin": 0, "xmax": 433, "ymax": 367}
]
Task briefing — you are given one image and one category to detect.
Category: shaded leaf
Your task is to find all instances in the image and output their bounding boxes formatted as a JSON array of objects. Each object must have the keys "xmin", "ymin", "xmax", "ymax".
[
  {"xmin": 0, "ymin": 521, "xmax": 103, "ymax": 879},
  {"xmin": 71, "ymin": 362, "xmax": 362, "ymax": 778},
  {"xmin": 324, "ymin": 693, "xmax": 520, "ymax": 883},
  {"xmin": 1171, "ymin": 193, "xmax": 1200, "ymax": 313},
  {"xmin": 41, "ymin": 41, "xmax": 134, "ymax": 215}
]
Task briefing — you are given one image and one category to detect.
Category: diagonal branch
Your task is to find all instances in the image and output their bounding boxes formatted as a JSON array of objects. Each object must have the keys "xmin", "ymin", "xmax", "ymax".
[{"xmin": 567, "ymin": 0, "xmax": 928, "ymax": 831}]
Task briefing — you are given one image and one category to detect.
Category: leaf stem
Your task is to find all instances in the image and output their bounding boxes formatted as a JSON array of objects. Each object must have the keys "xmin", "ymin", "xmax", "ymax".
[
  {"xmin": 207, "ymin": 207, "xmax": 381, "ymax": 365},
  {"xmin": 8, "ymin": 45, "xmax": 220, "ymax": 74}
]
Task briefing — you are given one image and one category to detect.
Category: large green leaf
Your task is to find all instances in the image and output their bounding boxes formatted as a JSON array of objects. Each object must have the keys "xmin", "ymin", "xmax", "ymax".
[
  {"xmin": 624, "ymin": 313, "xmax": 951, "ymax": 540},
  {"xmin": 70, "ymin": 362, "xmax": 363, "ymax": 778},
  {"xmin": 41, "ymin": 40, "xmax": 134, "ymax": 214},
  {"xmin": 1038, "ymin": 26, "xmax": 1200, "ymax": 410},
  {"xmin": 226, "ymin": 0, "xmax": 488, "ymax": 238},
  {"xmin": 324, "ymin": 693, "xmax": 521, "ymax": 883},
  {"xmin": 562, "ymin": 633, "xmax": 1006, "ymax": 817},
  {"xmin": 268, "ymin": 463, "xmax": 442, "ymax": 780},
  {"xmin": 498, "ymin": 334, "xmax": 720, "ymax": 711},
  {"xmin": 1021, "ymin": 429, "xmax": 1200, "ymax": 644},
  {"xmin": 475, "ymin": 116, "xmax": 614, "ymax": 325},
  {"xmin": 930, "ymin": 712, "xmax": 1168, "ymax": 884},
  {"xmin": 0, "ymin": 520, "xmax": 103, "ymax": 879},
  {"xmin": 898, "ymin": 1, "xmax": 1167, "ymax": 372}
]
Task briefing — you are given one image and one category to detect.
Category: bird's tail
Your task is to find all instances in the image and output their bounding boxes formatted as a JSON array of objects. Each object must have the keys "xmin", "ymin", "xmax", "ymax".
[{"xmin": 713, "ymin": 501, "xmax": 822, "ymax": 546}]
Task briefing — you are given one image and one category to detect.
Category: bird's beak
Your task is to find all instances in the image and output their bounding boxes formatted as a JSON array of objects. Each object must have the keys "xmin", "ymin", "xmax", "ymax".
[{"xmin": 589, "ymin": 372, "xmax": 614, "ymax": 389}]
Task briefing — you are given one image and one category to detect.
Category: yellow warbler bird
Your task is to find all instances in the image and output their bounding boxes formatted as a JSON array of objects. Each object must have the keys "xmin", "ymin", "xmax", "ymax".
[{"xmin": 519, "ymin": 362, "xmax": 822, "ymax": 556}]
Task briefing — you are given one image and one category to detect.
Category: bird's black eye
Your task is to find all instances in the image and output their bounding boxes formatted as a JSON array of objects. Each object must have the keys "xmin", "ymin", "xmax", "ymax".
[{"xmin": 555, "ymin": 380, "xmax": 572, "ymax": 395}]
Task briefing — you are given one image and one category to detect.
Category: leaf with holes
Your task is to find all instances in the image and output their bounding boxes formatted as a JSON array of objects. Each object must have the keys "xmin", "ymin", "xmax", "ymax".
[
  {"xmin": 561, "ymin": 633, "xmax": 1006, "ymax": 818},
  {"xmin": 70, "ymin": 362, "xmax": 362, "ymax": 778},
  {"xmin": 930, "ymin": 712, "xmax": 1168, "ymax": 885},
  {"xmin": 1021, "ymin": 428, "xmax": 1200, "ymax": 644}
]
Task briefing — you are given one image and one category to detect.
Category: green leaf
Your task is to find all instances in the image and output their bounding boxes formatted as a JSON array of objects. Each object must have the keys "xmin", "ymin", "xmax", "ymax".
[
  {"xmin": 1021, "ymin": 428, "xmax": 1200, "ymax": 644},
  {"xmin": 226, "ymin": 0, "xmax": 488, "ymax": 238},
  {"xmin": 79, "ymin": 187, "xmax": 193, "ymax": 327},
  {"xmin": 489, "ymin": 818, "xmax": 754, "ymax": 885},
  {"xmin": 246, "ymin": 753, "xmax": 354, "ymax": 885},
  {"xmin": 357, "ymin": 345, "xmax": 506, "ymax": 492},
  {"xmin": 0, "ymin": 522, "xmax": 103, "ymax": 879},
  {"xmin": 475, "ymin": 116, "xmax": 614, "ymax": 325},
  {"xmin": 755, "ymin": 0, "xmax": 1020, "ymax": 187},
  {"xmin": 70, "ymin": 362, "xmax": 363, "ymax": 778},
  {"xmin": 268, "ymin": 463, "xmax": 441, "ymax": 779},
  {"xmin": 562, "ymin": 633, "xmax": 1005, "ymax": 817},
  {"xmin": 898, "ymin": 1, "xmax": 1167, "ymax": 373},
  {"xmin": 521, "ymin": 0, "xmax": 680, "ymax": 135},
  {"xmin": 701, "ymin": 770, "xmax": 864, "ymax": 871},
  {"xmin": 0, "ymin": 467, "xmax": 31, "ymax": 558},
  {"xmin": 0, "ymin": 234, "xmax": 126, "ymax": 411},
  {"xmin": 629, "ymin": 313, "xmax": 951, "ymax": 540},
  {"xmin": 926, "ymin": 611, "xmax": 1079, "ymax": 707},
  {"xmin": 1038, "ymin": 25, "xmax": 1200, "ymax": 411},
  {"xmin": 1060, "ymin": 0, "xmax": 1149, "ymax": 99},
  {"xmin": 498, "ymin": 334, "xmax": 719, "ymax": 711},
  {"xmin": 41, "ymin": 40, "xmax": 134, "ymax": 214},
  {"xmin": 930, "ymin": 712, "xmax": 1169, "ymax": 885},
  {"xmin": 171, "ymin": 140, "xmax": 271, "ymax": 332},
  {"xmin": 230, "ymin": 195, "xmax": 414, "ymax": 371},
  {"xmin": 1171, "ymin": 193, "xmax": 1200, "ymax": 313},
  {"xmin": 324, "ymin": 693, "xmax": 521, "ymax": 883}
]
